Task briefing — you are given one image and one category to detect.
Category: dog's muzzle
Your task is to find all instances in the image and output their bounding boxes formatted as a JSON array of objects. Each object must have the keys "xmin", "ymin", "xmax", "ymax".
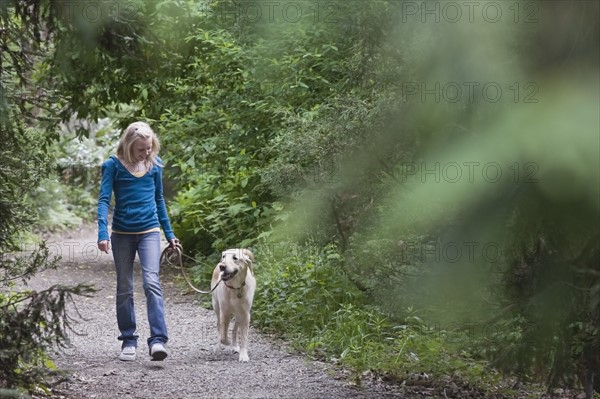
[{"xmin": 219, "ymin": 263, "xmax": 238, "ymax": 281}]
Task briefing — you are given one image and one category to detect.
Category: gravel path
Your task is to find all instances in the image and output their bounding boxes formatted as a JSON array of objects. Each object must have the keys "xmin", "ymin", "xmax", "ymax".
[{"xmin": 27, "ymin": 227, "xmax": 405, "ymax": 399}]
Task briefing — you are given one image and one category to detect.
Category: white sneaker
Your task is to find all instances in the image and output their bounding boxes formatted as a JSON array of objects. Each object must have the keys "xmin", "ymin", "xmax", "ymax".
[
  {"xmin": 150, "ymin": 343, "xmax": 168, "ymax": 361},
  {"xmin": 119, "ymin": 346, "xmax": 136, "ymax": 361}
]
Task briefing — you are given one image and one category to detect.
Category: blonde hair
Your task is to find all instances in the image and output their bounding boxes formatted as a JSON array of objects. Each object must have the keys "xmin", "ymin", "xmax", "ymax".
[{"xmin": 116, "ymin": 121, "xmax": 161, "ymax": 169}]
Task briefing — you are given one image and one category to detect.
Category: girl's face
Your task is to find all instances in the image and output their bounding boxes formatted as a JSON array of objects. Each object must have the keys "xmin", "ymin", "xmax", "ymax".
[{"xmin": 132, "ymin": 138, "xmax": 153, "ymax": 162}]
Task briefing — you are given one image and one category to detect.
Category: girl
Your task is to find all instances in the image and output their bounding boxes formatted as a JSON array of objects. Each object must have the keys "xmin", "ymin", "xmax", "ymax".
[{"xmin": 97, "ymin": 121, "xmax": 178, "ymax": 361}]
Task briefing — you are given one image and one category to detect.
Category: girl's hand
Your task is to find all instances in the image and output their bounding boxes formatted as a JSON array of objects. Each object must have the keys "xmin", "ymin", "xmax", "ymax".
[
  {"xmin": 169, "ymin": 238, "xmax": 179, "ymax": 249},
  {"xmin": 98, "ymin": 240, "xmax": 110, "ymax": 254}
]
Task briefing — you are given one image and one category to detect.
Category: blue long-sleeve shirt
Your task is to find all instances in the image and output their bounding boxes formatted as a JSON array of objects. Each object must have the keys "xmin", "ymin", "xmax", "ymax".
[{"xmin": 97, "ymin": 155, "xmax": 176, "ymax": 242}]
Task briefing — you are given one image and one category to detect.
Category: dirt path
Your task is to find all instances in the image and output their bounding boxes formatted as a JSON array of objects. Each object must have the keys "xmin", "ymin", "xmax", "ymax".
[{"xmin": 27, "ymin": 226, "xmax": 404, "ymax": 399}]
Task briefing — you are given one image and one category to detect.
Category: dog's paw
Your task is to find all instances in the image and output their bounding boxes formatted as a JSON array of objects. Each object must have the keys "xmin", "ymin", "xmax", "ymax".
[
  {"xmin": 232, "ymin": 345, "xmax": 240, "ymax": 354},
  {"xmin": 238, "ymin": 349, "xmax": 249, "ymax": 362}
]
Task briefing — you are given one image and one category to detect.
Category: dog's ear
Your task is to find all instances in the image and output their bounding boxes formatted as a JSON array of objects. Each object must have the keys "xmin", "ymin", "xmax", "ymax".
[{"xmin": 241, "ymin": 248, "xmax": 254, "ymax": 265}]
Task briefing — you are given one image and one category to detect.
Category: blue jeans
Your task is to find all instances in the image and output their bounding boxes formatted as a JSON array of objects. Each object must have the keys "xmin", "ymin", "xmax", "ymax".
[{"xmin": 111, "ymin": 231, "xmax": 168, "ymax": 349}]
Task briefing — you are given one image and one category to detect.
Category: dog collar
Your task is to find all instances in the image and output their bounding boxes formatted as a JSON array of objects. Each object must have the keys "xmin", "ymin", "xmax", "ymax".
[{"xmin": 224, "ymin": 281, "xmax": 246, "ymax": 298}]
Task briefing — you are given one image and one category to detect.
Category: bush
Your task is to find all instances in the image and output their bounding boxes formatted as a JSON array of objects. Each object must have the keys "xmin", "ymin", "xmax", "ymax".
[{"xmin": 250, "ymin": 241, "xmax": 498, "ymax": 392}]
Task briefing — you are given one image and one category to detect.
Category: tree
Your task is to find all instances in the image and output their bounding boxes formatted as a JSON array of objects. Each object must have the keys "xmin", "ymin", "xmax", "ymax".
[{"xmin": 1, "ymin": 0, "xmax": 95, "ymax": 392}]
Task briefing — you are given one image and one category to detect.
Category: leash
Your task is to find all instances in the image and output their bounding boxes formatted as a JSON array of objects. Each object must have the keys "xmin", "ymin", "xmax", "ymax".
[{"xmin": 160, "ymin": 243, "xmax": 221, "ymax": 294}]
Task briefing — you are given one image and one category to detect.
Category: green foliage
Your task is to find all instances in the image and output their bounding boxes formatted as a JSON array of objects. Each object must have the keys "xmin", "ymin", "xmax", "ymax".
[
  {"xmin": 150, "ymin": 20, "xmax": 281, "ymax": 253},
  {"xmin": 171, "ymin": 164, "xmax": 274, "ymax": 253},
  {"xmin": 252, "ymin": 242, "xmax": 499, "ymax": 393},
  {"xmin": 254, "ymin": 1, "xmax": 600, "ymax": 392},
  {"xmin": 0, "ymin": 2, "xmax": 99, "ymax": 393},
  {"xmin": 0, "ymin": 126, "xmax": 52, "ymax": 249},
  {"xmin": 253, "ymin": 241, "xmax": 365, "ymax": 338}
]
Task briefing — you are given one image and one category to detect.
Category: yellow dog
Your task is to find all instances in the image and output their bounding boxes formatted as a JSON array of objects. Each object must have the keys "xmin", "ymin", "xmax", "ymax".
[{"xmin": 211, "ymin": 249, "xmax": 256, "ymax": 362}]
